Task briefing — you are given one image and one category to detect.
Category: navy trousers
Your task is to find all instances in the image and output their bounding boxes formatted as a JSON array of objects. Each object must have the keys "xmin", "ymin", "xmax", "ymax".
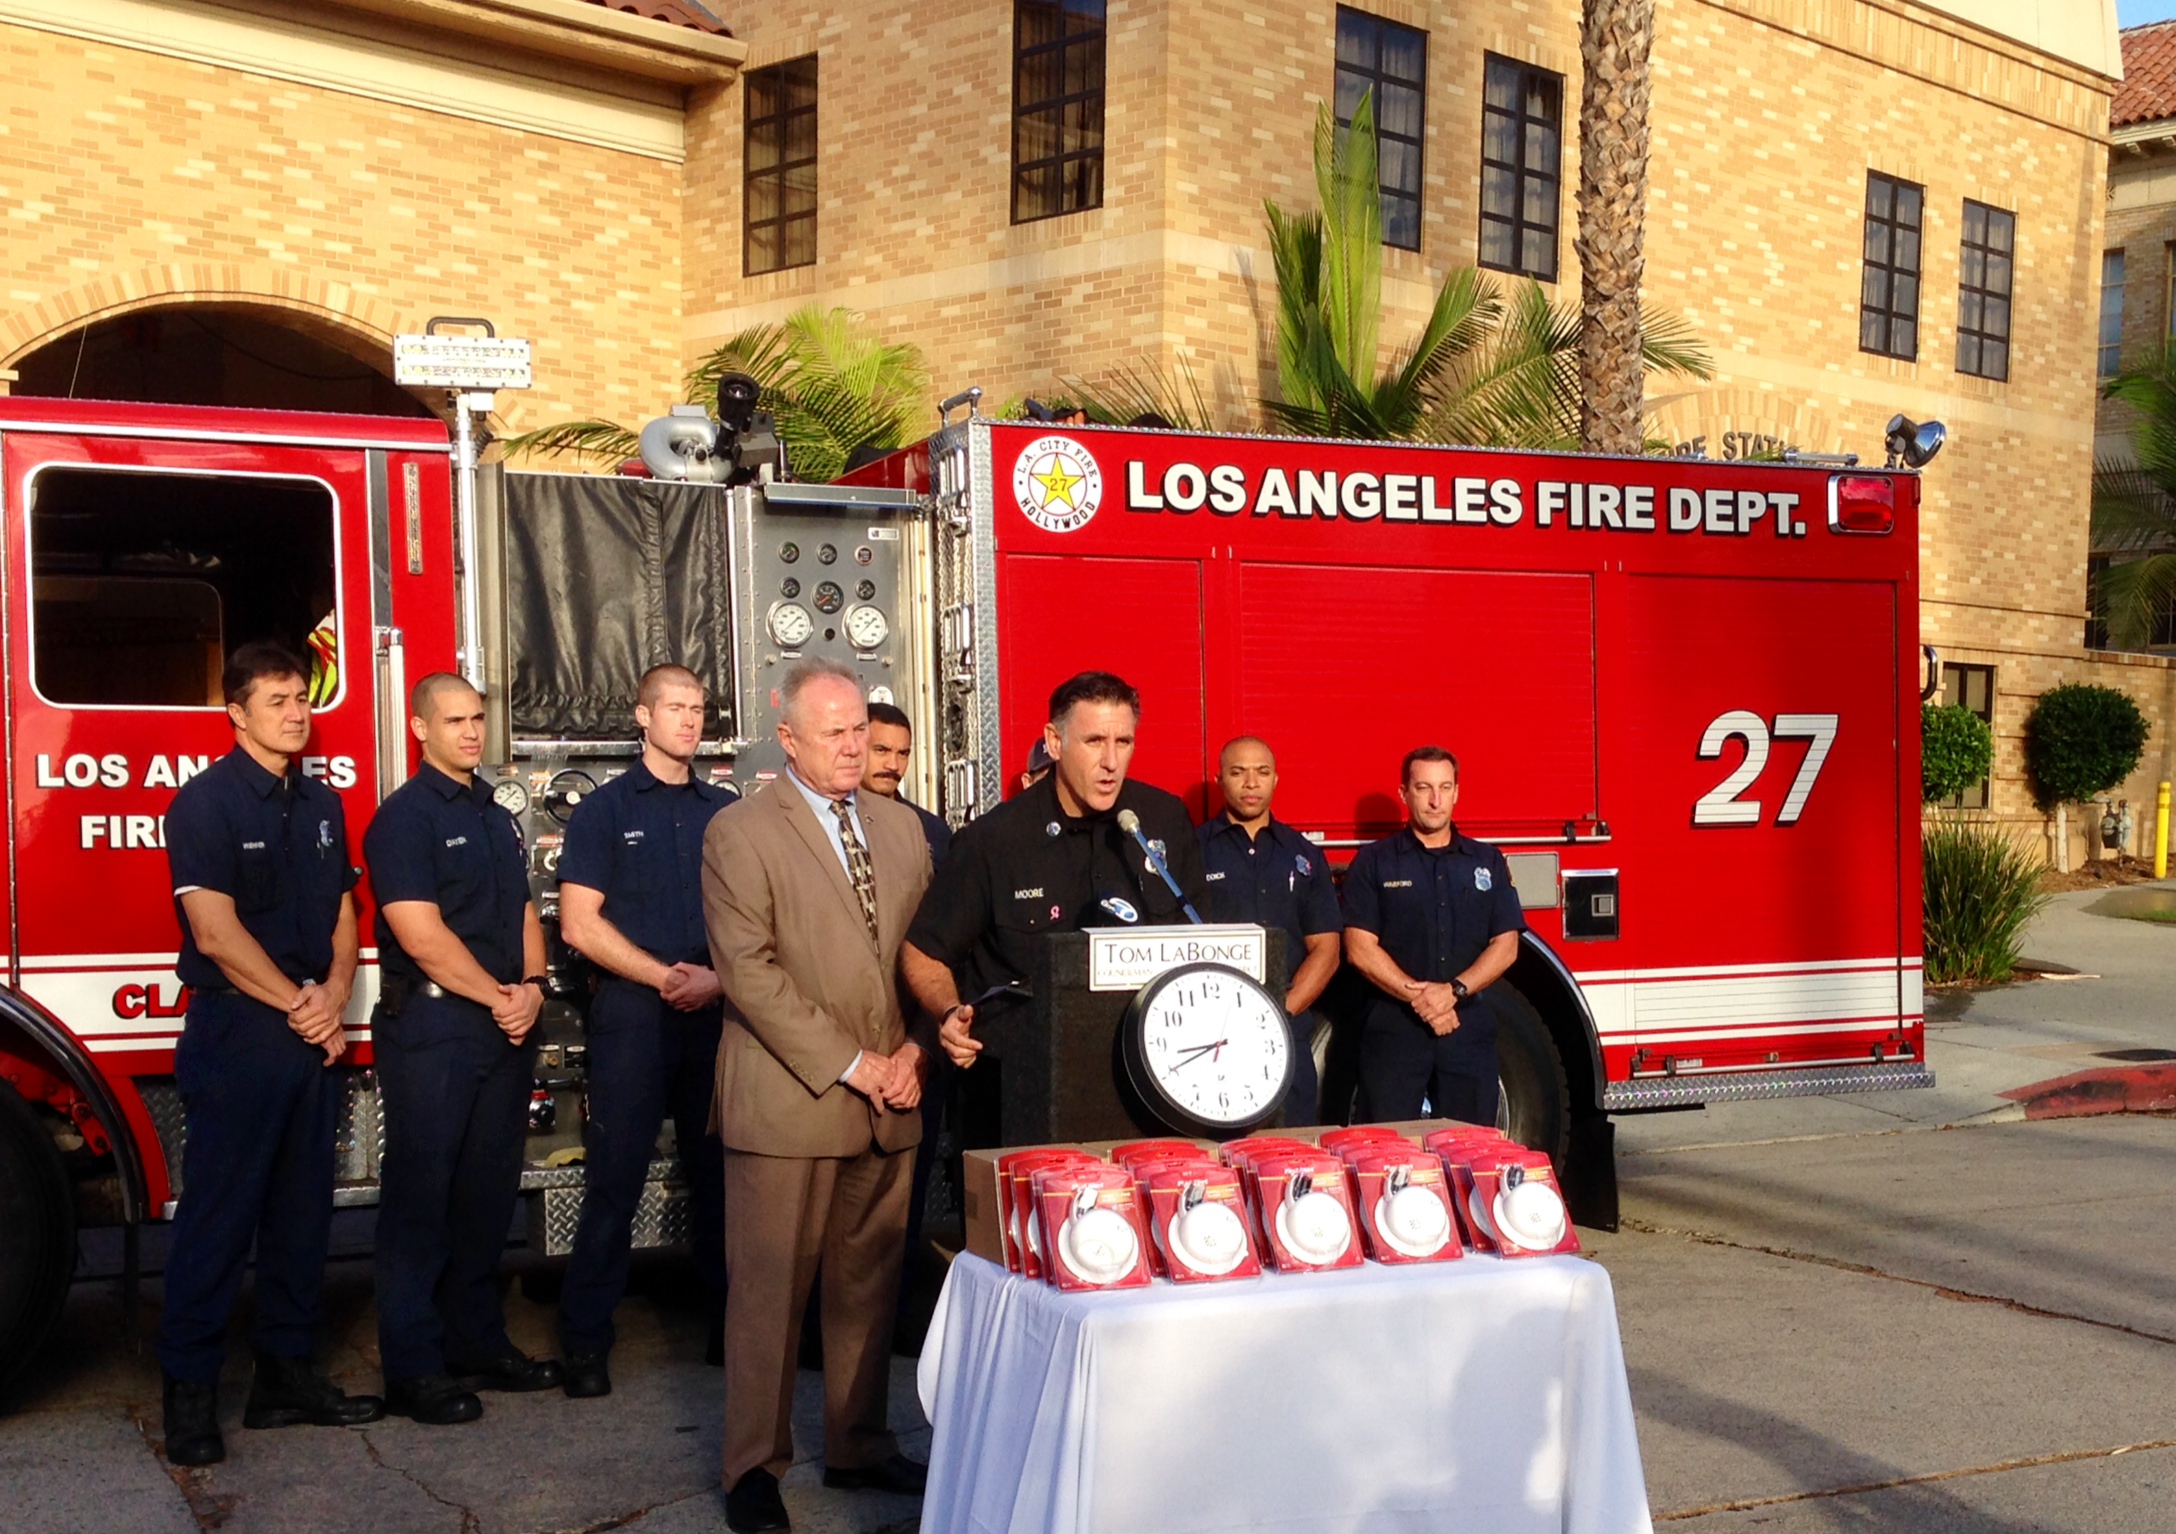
[
  {"xmin": 1356, "ymin": 999, "xmax": 1500, "ymax": 1127},
  {"xmin": 1283, "ymin": 1008, "xmax": 1325, "ymax": 1128},
  {"xmin": 558, "ymin": 979, "xmax": 726, "ymax": 1355},
  {"xmin": 372, "ymin": 994, "xmax": 536, "ymax": 1382},
  {"xmin": 156, "ymin": 993, "xmax": 339, "ymax": 1384}
]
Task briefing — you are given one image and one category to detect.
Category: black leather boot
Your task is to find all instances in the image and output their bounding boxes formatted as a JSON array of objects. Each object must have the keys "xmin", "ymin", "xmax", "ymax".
[
  {"xmin": 243, "ymin": 1351, "xmax": 387, "ymax": 1428},
  {"xmin": 162, "ymin": 1374, "xmax": 225, "ymax": 1467}
]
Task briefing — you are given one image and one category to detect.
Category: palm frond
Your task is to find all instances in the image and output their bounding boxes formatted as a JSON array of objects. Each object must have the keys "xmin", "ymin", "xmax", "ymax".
[
  {"xmin": 1064, "ymin": 353, "xmax": 1217, "ymax": 431},
  {"xmin": 1315, "ymin": 93, "xmax": 1382, "ymax": 388},
  {"xmin": 497, "ymin": 418, "xmax": 640, "ymax": 465}
]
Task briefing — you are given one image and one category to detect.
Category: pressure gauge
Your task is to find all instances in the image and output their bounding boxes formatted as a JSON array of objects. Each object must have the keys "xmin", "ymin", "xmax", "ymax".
[
  {"xmin": 813, "ymin": 581, "xmax": 844, "ymax": 615},
  {"xmin": 844, "ymin": 604, "xmax": 890, "ymax": 650},
  {"xmin": 767, "ymin": 601, "xmax": 815, "ymax": 647},
  {"xmin": 491, "ymin": 778, "xmax": 531, "ymax": 816}
]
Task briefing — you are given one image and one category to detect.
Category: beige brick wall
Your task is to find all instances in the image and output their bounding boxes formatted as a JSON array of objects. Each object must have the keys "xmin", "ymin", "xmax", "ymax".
[{"xmin": 0, "ymin": 21, "xmax": 687, "ymax": 439}]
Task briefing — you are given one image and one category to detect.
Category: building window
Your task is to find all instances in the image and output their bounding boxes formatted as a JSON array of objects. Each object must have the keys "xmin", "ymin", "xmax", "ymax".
[
  {"xmin": 1334, "ymin": 9, "xmax": 1427, "ymax": 251},
  {"xmin": 1955, "ymin": 201, "xmax": 2013, "ymax": 381},
  {"xmin": 2099, "ymin": 250, "xmax": 2126, "ymax": 378},
  {"xmin": 1478, "ymin": 56, "xmax": 1562, "ymax": 281},
  {"xmin": 1859, "ymin": 172, "xmax": 1922, "ymax": 360},
  {"xmin": 744, "ymin": 56, "xmax": 818, "ymax": 276},
  {"xmin": 2086, "ymin": 554, "xmax": 2176, "ymax": 651},
  {"xmin": 1013, "ymin": 0, "xmax": 1106, "ymax": 223},
  {"xmin": 28, "ymin": 468, "xmax": 338, "ymax": 708},
  {"xmin": 1935, "ymin": 663, "xmax": 1995, "ymax": 810}
]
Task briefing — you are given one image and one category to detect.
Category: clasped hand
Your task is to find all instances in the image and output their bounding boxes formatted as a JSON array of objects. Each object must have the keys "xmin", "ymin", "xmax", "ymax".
[
  {"xmin": 845, "ymin": 1042, "xmax": 928, "ymax": 1112},
  {"xmin": 658, "ymin": 961, "xmax": 722, "ymax": 1012},
  {"xmin": 1407, "ymin": 979, "xmax": 1462, "ymax": 1038},
  {"xmin": 286, "ymin": 981, "xmax": 349, "ymax": 1064}
]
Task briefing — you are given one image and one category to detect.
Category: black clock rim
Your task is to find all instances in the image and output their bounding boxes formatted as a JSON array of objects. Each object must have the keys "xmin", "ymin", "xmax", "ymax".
[{"xmin": 1119, "ymin": 961, "xmax": 1294, "ymax": 1140}]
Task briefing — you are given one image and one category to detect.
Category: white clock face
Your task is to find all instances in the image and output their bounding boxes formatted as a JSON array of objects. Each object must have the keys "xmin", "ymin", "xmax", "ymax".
[{"xmin": 1138, "ymin": 968, "xmax": 1290, "ymax": 1126}]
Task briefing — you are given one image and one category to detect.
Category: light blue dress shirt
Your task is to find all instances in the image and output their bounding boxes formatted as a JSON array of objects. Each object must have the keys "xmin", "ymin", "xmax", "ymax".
[{"xmin": 784, "ymin": 767, "xmax": 872, "ymax": 1082}]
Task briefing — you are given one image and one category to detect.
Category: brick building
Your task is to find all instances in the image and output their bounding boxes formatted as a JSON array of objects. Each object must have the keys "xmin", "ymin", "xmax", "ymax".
[{"xmin": 0, "ymin": 0, "xmax": 2160, "ymax": 851}]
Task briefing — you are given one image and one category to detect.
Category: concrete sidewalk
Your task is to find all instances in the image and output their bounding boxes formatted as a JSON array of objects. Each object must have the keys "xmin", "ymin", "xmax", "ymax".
[{"xmin": 1615, "ymin": 885, "xmax": 2176, "ymax": 1155}]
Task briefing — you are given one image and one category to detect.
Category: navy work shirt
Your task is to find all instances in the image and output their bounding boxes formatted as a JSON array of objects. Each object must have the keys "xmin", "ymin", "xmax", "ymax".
[
  {"xmin": 363, "ymin": 762, "xmax": 530, "ymax": 985},
  {"xmin": 557, "ymin": 757, "xmax": 731, "ymax": 967},
  {"xmin": 1196, "ymin": 813, "xmax": 1343, "ymax": 968},
  {"xmin": 167, "ymin": 745, "xmax": 357, "ymax": 992},
  {"xmin": 1342, "ymin": 824, "xmax": 1525, "ymax": 1025},
  {"xmin": 906, "ymin": 773, "xmax": 1209, "ymax": 1012},
  {"xmin": 899, "ymin": 795, "xmax": 953, "ymax": 871}
]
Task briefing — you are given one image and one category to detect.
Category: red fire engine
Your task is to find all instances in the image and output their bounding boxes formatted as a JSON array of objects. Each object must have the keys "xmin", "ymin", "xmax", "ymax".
[{"xmin": 0, "ymin": 387, "xmax": 1932, "ymax": 1388}]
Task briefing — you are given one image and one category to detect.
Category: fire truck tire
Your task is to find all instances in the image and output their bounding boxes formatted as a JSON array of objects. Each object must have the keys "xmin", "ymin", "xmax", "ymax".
[
  {"xmin": 0, "ymin": 1078, "xmax": 75, "ymax": 1398},
  {"xmin": 1493, "ymin": 983, "xmax": 1572, "ymax": 1168}
]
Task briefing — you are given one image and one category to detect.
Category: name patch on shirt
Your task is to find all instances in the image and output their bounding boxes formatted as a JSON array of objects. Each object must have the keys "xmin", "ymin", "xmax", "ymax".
[
  {"xmin": 241, "ymin": 840, "xmax": 266, "ymax": 850},
  {"xmin": 1205, "ymin": 871, "xmax": 1227, "ymax": 882},
  {"xmin": 1011, "ymin": 887, "xmax": 1045, "ymax": 900},
  {"xmin": 445, "ymin": 836, "xmax": 469, "ymax": 848},
  {"xmin": 622, "ymin": 829, "xmax": 645, "ymax": 843},
  {"xmin": 1381, "ymin": 879, "xmax": 1414, "ymax": 889}
]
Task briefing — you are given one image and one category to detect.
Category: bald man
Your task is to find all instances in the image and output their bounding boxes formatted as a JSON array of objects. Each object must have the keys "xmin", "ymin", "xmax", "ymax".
[{"xmin": 1194, "ymin": 736, "xmax": 1342, "ymax": 1124}]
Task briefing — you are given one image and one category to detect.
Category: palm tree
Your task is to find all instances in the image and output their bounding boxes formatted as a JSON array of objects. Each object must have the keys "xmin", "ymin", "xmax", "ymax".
[
  {"xmin": 2091, "ymin": 349, "xmax": 2176, "ymax": 648},
  {"xmin": 502, "ymin": 306, "xmax": 928, "ymax": 485},
  {"xmin": 1262, "ymin": 93, "xmax": 1499, "ymax": 439},
  {"xmin": 1261, "ymin": 89, "xmax": 1708, "ymax": 446},
  {"xmin": 1574, "ymin": 0, "xmax": 1657, "ymax": 455}
]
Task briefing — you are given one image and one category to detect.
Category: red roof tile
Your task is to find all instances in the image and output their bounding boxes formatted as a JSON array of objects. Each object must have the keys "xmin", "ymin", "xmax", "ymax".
[
  {"xmin": 581, "ymin": 0, "xmax": 731, "ymax": 37},
  {"xmin": 2116, "ymin": 22, "xmax": 2176, "ymax": 129}
]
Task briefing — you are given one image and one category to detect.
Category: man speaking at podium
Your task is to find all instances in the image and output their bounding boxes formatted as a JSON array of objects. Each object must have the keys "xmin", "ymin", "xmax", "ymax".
[{"xmin": 903, "ymin": 671, "xmax": 1208, "ymax": 1149}]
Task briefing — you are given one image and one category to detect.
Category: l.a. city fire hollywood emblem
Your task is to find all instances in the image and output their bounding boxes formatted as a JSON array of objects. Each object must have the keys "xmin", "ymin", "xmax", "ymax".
[{"xmin": 1013, "ymin": 435, "xmax": 1103, "ymax": 534}]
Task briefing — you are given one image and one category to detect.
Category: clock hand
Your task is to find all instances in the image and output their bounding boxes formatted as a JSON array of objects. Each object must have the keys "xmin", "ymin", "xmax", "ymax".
[{"xmin": 1169, "ymin": 1040, "xmax": 1229, "ymax": 1071}]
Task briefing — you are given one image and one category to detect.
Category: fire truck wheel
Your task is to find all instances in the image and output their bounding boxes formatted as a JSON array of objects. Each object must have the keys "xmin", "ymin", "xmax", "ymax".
[
  {"xmin": 1492, "ymin": 984, "xmax": 1572, "ymax": 1168},
  {"xmin": 0, "ymin": 1078, "xmax": 76, "ymax": 1399}
]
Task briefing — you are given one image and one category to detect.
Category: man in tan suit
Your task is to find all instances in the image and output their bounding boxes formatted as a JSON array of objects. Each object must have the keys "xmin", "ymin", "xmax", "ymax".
[{"xmin": 702, "ymin": 657, "xmax": 933, "ymax": 1534}]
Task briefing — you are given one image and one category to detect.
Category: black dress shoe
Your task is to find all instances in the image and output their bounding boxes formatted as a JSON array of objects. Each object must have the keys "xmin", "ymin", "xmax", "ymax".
[
  {"xmin": 822, "ymin": 1454, "xmax": 928, "ymax": 1495},
  {"xmin": 561, "ymin": 1350, "xmax": 611, "ymax": 1399},
  {"xmin": 383, "ymin": 1374, "xmax": 483, "ymax": 1425},
  {"xmin": 244, "ymin": 1350, "xmax": 386, "ymax": 1428},
  {"xmin": 725, "ymin": 1467, "xmax": 790, "ymax": 1533},
  {"xmin": 449, "ymin": 1350, "xmax": 563, "ymax": 1393},
  {"xmin": 162, "ymin": 1374, "xmax": 225, "ymax": 1466}
]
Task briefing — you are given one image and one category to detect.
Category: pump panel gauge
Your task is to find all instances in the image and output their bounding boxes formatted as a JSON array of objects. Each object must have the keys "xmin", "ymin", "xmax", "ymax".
[
  {"xmin": 813, "ymin": 581, "xmax": 844, "ymax": 615},
  {"xmin": 844, "ymin": 604, "xmax": 890, "ymax": 650},
  {"xmin": 767, "ymin": 601, "xmax": 815, "ymax": 648},
  {"xmin": 491, "ymin": 778, "xmax": 531, "ymax": 816}
]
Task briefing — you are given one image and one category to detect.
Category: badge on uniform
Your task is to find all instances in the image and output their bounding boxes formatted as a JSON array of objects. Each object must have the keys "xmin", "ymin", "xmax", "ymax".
[
  {"xmin": 1474, "ymin": 868, "xmax": 1492, "ymax": 892},
  {"xmin": 319, "ymin": 819, "xmax": 334, "ymax": 852},
  {"xmin": 1295, "ymin": 854, "xmax": 1312, "ymax": 877},
  {"xmin": 1100, "ymin": 896, "xmax": 1140, "ymax": 923},
  {"xmin": 1046, "ymin": 821, "xmax": 1061, "ymax": 837}
]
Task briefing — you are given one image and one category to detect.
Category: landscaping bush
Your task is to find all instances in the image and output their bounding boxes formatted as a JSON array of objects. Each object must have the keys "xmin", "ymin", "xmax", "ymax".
[
  {"xmin": 2024, "ymin": 683, "xmax": 2149, "ymax": 810},
  {"xmin": 1922, "ymin": 817, "xmax": 2050, "ymax": 986},
  {"xmin": 1921, "ymin": 702, "xmax": 1993, "ymax": 804}
]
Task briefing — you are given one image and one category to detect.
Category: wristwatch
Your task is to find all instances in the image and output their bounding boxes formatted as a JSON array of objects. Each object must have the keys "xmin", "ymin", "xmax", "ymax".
[
  {"xmin": 522, "ymin": 973, "xmax": 552, "ymax": 994},
  {"xmin": 1450, "ymin": 978, "xmax": 1471, "ymax": 1002}
]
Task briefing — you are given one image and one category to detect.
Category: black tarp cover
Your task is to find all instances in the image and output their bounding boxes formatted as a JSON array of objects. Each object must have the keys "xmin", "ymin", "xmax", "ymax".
[{"xmin": 504, "ymin": 473, "xmax": 736, "ymax": 738}]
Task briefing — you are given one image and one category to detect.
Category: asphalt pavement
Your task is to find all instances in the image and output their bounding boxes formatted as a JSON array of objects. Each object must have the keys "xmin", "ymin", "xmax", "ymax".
[{"xmin": 3, "ymin": 885, "xmax": 2171, "ymax": 1532}]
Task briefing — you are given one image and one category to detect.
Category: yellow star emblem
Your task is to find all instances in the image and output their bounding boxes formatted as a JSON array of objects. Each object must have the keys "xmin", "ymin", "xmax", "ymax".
[{"xmin": 1032, "ymin": 455, "xmax": 1084, "ymax": 510}]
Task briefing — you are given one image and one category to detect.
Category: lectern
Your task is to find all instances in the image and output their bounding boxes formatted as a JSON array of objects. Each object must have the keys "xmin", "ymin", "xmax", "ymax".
[{"xmin": 996, "ymin": 924, "xmax": 1288, "ymax": 1145}]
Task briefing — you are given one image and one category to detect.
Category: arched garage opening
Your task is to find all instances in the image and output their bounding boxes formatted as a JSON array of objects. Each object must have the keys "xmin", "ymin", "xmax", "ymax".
[{"xmin": 10, "ymin": 303, "xmax": 435, "ymax": 417}]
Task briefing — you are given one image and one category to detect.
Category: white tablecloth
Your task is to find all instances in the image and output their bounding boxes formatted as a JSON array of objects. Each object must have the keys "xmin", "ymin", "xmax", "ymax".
[{"xmin": 916, "ymin": 1252, "xmax": 1651, "ymax": 1534}]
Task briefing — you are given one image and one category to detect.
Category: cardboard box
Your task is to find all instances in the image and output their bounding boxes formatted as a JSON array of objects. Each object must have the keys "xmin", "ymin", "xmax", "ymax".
[{"xmin": 962, "ymin": 1138, "xmax": 1216, "ymax": 1268}]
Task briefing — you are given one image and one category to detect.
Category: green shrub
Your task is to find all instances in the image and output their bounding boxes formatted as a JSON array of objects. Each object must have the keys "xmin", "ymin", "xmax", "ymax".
[
  {"xmin": 1921, "ymin": 702, "xmax": 1994, "ymax": 803},
  {"xmin": 1922, "ymin": 818, "xmax": 2050, "ymax": 986},
  {"xmin": 2024, "ymin": 683, "xmax": 2149, "ymax": 809}
]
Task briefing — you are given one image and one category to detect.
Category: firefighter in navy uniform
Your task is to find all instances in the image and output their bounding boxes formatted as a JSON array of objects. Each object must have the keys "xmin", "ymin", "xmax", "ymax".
[
  {"xmin": 553, "ymin": 665, "xmax": 732, "ymax": 1396},
  {"xmin": 364, "ymin": 673, "xmax": 560, "ymax": 1424},
  {"xmin": 903, "ymin": 671, "xmax": 1207, "ymax": 1148},
  {"xmin": 1195, "ymin": 736, "xmax": 1343, "ymax": 1127},
  {"xmin": 157, "ymin": 643, "xmax": 383, "ymax": 1468},
  {"xmin": 1341, "ymin": 746, "xmax": 1526, "ymax": 1125}
]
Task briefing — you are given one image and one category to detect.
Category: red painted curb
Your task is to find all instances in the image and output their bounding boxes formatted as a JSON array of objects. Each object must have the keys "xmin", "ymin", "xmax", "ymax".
[{"xmin": 2000, "ymin": 1064, "xmax": 2176, "ymax": 1120}]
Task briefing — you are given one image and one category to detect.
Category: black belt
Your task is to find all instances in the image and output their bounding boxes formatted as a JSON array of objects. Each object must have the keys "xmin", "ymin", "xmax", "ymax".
[{"xmin": 190, "ymin": 978, "xmax": 316, "ymax": 999}]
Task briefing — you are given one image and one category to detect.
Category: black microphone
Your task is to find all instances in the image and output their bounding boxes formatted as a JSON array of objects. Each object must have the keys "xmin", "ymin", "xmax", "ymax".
[{"xmin": 1117, "ymin": 808, "xmax": 1203, "ymax": 924}]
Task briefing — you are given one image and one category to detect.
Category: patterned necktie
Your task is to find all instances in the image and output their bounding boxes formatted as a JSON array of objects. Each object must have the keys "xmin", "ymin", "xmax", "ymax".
[{"xmin": 832, "ymin": 798, "xmax": 879, "ymax": 943}]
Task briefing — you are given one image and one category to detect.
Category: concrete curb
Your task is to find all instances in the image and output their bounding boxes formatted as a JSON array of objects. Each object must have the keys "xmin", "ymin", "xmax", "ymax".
[{"xmin": 1999, "ymin": 1063, "xmax": 2176, "ymax": 1120}]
